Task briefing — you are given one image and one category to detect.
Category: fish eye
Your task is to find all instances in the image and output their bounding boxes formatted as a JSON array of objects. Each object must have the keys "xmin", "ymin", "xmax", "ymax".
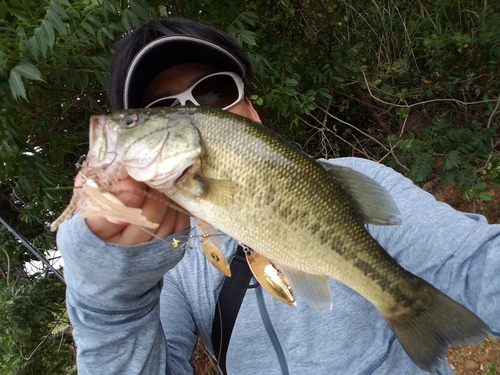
[{"xmin": 122, "ymin": 113, "xmax": 139, "ymax": 128}]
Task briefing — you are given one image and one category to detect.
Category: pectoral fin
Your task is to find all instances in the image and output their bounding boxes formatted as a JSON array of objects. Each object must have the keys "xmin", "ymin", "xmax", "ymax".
[
  {"xmin": 194, "ymin": 218, "xmax": 231, "ymax": 277},
  {"xmin": 318, "ymin": 161, "xmax": 401, "ymax": 225},
  {"xmin": 279, "ymin": 265, "xmax": 332, "ymax": 311},
  {"xmin": 245, "ymin": 249, "xmax": 296, "ymax": 306},
  {"xmin": 179, "ymin": 174, "xmax": 239, "ymax": 207}
]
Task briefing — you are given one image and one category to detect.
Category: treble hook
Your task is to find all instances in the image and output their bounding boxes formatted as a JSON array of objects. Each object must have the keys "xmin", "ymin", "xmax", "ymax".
[{"xmin": 75, "ymin": 152, "xmax": 118, "ymax": 180}]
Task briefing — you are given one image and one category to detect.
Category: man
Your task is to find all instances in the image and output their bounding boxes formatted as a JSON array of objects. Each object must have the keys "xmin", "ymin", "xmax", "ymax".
[{"xmin": 58, "ymin": 18, "xmax": 500, "ymax": 374}]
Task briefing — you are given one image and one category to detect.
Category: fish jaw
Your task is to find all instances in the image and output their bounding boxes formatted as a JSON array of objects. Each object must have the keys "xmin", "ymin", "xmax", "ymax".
[
  {"xmin": 122, "ymin": 131, "xmax": 201, "ymax": 190},
  {"xmin": 133, "ymin": 152, "xmax": 201, "ymax": 192},
  {"xmin": 88, "ymin": 115, "xmax": 121, "ymax": 169}
]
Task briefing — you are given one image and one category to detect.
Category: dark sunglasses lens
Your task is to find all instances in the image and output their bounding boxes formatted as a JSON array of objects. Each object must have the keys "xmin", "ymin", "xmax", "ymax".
[{"xmin": 192, "ymin": 74, "xmax": 240, "ymax": 108}]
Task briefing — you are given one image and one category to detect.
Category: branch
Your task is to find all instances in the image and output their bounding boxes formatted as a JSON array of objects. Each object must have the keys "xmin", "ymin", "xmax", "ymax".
[
  {"xmin": 476, "ymin": 94, "xmax": 500, "ymax": 173},
  {"xmin": 299, "ymin": 106, "xmax": 409, "ymax": 172},
  {"xmin": 24, "ymin": 309, "xmax": 69, "ymax": 362},
  {"xmin": 359, "ymin": 69, "xmax": 499, "ymax": 109}
]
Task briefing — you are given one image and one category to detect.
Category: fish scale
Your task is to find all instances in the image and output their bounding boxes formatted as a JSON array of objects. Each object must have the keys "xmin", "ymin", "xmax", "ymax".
[{"xmin": 89, "ymin": 106, "xmax": 490, "ymax": 372}]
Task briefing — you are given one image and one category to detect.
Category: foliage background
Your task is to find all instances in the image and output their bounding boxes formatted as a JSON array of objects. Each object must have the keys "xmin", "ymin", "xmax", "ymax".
[{"xmin": 0, "ymin": 0, "xmax": 499, "ymax": 373}]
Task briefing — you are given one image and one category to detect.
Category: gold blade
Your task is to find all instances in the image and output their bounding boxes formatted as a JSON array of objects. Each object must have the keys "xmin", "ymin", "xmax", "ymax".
[
  {"xmin": 195, "ymin": 218, "xmax": 231, "ymax": 277},
  {"xmin": 245, "ymin": 249, "xmax": 296, "ymax": 306},
  {"xmin": 200, "ymin": 239, "xmax": 231, "ymax": 277}
]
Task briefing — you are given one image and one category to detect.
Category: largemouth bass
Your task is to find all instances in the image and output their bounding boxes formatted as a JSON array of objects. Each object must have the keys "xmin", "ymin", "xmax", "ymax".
[{"xmin": 87, "ymin": 107, "xmax": 489, "ymax": 372}]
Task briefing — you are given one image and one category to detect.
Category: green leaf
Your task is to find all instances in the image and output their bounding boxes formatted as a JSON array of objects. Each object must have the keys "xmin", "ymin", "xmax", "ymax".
[
  {"xmin": 79, "ymin": 71, "xmax": 89, "ymax": 90},
  {"xmin": 52, "ymin": 65, "xmax": 62, "ymax": 81},
  {"xmin": 87, "ymin": 15, "xmax": 102, "ymax": 28},
  {"xmin": 478, "ymin": 192, "xmax": 492, "ymax": 201},
  {"xmin": 97, "ymin": 29, "xmax": 104, "ymax": 47},
  {"xmin": 55, "ymin": 54, "xmax": 67, "ymax": 65},
  {"xmin": 14, "ymin": 62, "xmax": 44, "ymax": 81},
  {"xmin": 130, "ymin": 1, "xmax": 150, "ymax": 21},
  {"xmin": 100, "ymin": 26, "xmax": 113, "ymax": 40},
  {"xmin": 81, "ymin": 22, "xmax": 95, "ymax": 36},
  {"xmin": 125, "ymin": 9, "xmax": 140, "ymax": 28},
  {"xmin": 95, "ymin": 70, "xmax": 107, "ymax": 87},
  {"xmin": 50, "ymin": 0, "xmax": 67, "ymax": 17},
  {"xmin": 0, "ymin": 49, "xmax": 7, "ymax": 76},
  {"xmin": 0, "ymin": 1, "xmax": 7, "ymax": 19},
  {"xmin": 19, "ymin": 176, "xmax": 32, "ymax": 192},
  {"xmin": 475, "ymin": 182, "xmax": 488, "ymax": 190},
  {"xmin": 41, "ymin": 20, "xmax": 55, "ymax": 50},
  {"xmin": 9, "ymin": 0, "xmax": 24, "ymax": 8},
  {"xmin": 8, "ymin": 8, "xmax": 30, "ymax": 21},
  {"xmin": 66, "ymin": 68, "xmax": 76, "ymax": 89},
  {"xmin": 410, "ymin": 153, "xmax": 434, "ymax": 182},
  {"xmin": 443, "ymin": 150, "xmax": 459, "ymax": 170},
  {"xmin": 25, "ymin": 36, "xmax": 39, "ymax": 60},
  {"xmin": 43, "ymin": 196, "xmax": 52, "ymax": 210},
  {"xmin": 1, "ymin": 140, "xmax": 13, "ymax": 153},
  {"xmin": 121, "ymin": 12, "xmax": 131, "ymax": 32},
  {"xmin": 34, "ymin": 27, "xmax": 48, "ymax": 57},
  {"xmin": 8, "ymin": 70, "xmax": 26, "ymax": 99},
  {"xmin": 158, "ymin": 5, "xmax": 167, "ymax": 17},
  {"xmin": 47, "ymin": 9, "xmax": 67, "ymax": 36}
]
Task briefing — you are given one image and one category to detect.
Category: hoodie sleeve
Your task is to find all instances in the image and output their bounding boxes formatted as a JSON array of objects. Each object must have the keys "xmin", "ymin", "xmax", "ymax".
[
  {"xmin": 57, "ymin": 216, "xmax": 187, "ymax": 374},
  {"xmin": 327, "ymin": 157, "xmax": 500, "ymax": 336}
]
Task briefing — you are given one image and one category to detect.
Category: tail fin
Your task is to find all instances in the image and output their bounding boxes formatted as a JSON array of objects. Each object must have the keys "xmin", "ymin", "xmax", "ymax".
[{"xmin": 383, "ymin": 281, "xmax": 490, "ymax": 372}]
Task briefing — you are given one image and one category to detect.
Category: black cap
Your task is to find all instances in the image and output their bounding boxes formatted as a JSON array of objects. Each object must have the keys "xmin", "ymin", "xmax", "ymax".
[{"xmin": 123, "ymin": 35, "xmax": 246, "ymax": 109}]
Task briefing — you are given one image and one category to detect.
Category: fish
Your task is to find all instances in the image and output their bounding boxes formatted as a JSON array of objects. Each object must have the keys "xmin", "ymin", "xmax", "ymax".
[{"xmin": 86, "ymin": 106, "xmax": 490, "ymax": 372}]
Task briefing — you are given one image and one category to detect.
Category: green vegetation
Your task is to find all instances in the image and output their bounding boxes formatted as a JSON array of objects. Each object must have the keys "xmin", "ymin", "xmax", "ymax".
[
  {"xmin": 483, "ymin": 361, "xmax": 497, "ymax": 375},
  {"xmin": 1, "ymin": 0, "xmax": 499, "ymax": 373}
]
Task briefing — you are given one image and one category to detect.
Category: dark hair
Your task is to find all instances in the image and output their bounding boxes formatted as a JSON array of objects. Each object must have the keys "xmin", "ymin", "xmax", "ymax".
[{"xmin": 108, "ymin": 18, "xmax": 252, "ymax": 111}]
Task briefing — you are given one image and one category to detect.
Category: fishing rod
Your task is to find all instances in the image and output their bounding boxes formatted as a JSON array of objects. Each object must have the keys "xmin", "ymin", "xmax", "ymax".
[{"xmin": 0, "ymin": 216, "xmax": 65, "ymax": 284}]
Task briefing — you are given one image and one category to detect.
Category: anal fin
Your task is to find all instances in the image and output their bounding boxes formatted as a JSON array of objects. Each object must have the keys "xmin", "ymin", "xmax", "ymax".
[{"xmin": 279, "ymin": 265, "xmax": 332, "ymax": 311}]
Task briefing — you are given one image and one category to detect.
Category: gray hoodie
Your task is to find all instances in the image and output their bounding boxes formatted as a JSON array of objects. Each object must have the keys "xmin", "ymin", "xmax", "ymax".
[{"xmin": 58, "ymin": 157, "xmax": 500, "ymax": 374}]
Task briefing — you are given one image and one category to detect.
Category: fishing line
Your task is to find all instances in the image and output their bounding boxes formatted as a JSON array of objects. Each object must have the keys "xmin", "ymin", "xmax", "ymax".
[
  {"xmin": 135, "ymin": 224, "xmax": 228, "ymax": 253},
  {"xmin": 0, "ymin": 216, "xmax": 65, "ymax": 283}
]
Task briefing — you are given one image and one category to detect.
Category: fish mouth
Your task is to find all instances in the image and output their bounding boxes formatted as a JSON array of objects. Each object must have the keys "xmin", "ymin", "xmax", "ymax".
[
  {"xmin": 133, "ymin": 151, "xmax": 199, "ymax": 192},
  {"xmin": 175, "ymin": 164, "xmax": 194, "ymax": 183}
]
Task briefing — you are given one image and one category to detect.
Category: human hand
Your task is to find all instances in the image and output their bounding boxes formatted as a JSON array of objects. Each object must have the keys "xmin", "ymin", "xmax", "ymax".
[{"xmin": 76, "ymin": 172, "xmax": 190, "ymax": 245}]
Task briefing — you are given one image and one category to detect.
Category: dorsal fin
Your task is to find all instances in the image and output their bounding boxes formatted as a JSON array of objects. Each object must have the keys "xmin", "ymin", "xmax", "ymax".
[{"xmin": 318, "ymin": 161, "xmax": 401, "ymax": 226}]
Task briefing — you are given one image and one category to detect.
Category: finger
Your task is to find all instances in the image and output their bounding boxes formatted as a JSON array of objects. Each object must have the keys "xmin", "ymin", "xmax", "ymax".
[
  {"xmin": 155, "ymin": 207, "xmax": 191, "ymax": 239},
  {"xmin": 84, "ymin": 177, "xmax": 148, "ymax": 241},
  {"xmin": 113, "ymin": 187, "xmax": 170, "ymax": 245},
  {"xmin": 173, "ymin": 211, "xmax": 191, "ymax": 233}
]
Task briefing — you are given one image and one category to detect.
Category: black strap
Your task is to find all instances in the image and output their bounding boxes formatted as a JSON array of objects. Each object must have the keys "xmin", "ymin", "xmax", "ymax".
[{"xmin": 211, "ymin": 244, "xmax": 254, "ymax": 374}]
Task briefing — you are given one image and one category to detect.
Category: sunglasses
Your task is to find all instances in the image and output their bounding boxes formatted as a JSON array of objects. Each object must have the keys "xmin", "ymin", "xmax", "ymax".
[{"xmin": 145, "ymin": 71, "xmax": 244, "ymax": 110}]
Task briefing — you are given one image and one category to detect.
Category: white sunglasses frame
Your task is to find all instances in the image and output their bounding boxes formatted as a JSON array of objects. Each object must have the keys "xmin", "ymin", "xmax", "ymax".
[{"xmin": 145, "ymin": 71, "xmax": 244, "ymax": 110}]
